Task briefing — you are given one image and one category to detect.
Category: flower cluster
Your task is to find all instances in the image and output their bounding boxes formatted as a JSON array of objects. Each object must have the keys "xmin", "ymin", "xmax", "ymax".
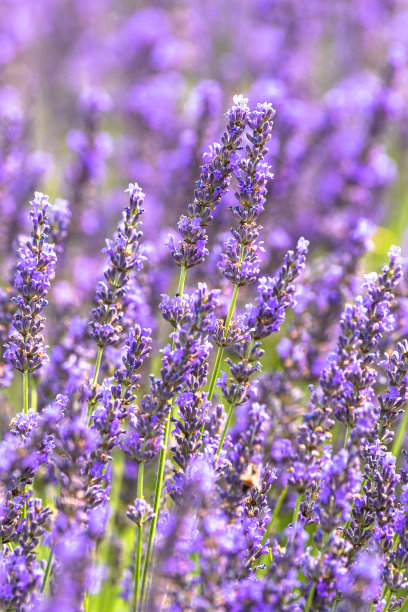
[
  {"xmin": 89, "ymin": 184, "xmax": 145, "ymax": 348},
  {"xmin": 168, "ymin": 95, "xmax": 249, "ymax": 269},
  {"xmin": 4, "ymin": 192, "xmax": 57, "ymax": 375},
  {"xmin": 219, "ymin": 102, "xmax": 275, "ymax": 286}
]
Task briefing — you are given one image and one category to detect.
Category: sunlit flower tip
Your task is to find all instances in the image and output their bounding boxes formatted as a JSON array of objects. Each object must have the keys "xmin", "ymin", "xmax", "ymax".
[
  {"xmin": 388, "ymin": 244, "xmax": 401, "ymax": 262},
  {"xmin": 125, "ymin": 182, "xmax": 145, "ymax": 200}
]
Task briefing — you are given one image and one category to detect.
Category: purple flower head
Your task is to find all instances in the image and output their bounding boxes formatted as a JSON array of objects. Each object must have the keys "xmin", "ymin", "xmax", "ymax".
[
  {"xmin": 4, "ymin": 192, "xmax": 57, "ymax": 374},
  {"xmin": 89, "ymin": 183, "xmax": 145, "ymax": 348},
  {"xmin": 169, "ymin": 95, "xmax": 250, "ymax": 269},
  {"xmin": 219, "ymin": 101, "xmax": 275, "ymax": 287}
]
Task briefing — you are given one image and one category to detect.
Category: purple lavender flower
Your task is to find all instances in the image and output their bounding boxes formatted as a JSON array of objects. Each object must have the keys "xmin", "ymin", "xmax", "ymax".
[
  {"xmin": 168, "ymin": 95, "xmax": 249, "ymax": 269},
  {"xmin": 4, "ymin": 192, "xmax": 57, "ymax": 375},
  {"xmin": 89, "ymin": 184, "xmax": 145, "ymax": 348},
  {"xmin": 219, "ymin": 102, "xmax": 275, "ymax": 286},
  {"xmin": 123, "ymin": 285, "xmax": 218, "ymax": 467},
  {"xmin": 216, "ymin": 239, "xmax": 308, "ymax": 455},
  {"xmin": 87, "ymin": 325, "xmax": 151, "ymax": 508}
]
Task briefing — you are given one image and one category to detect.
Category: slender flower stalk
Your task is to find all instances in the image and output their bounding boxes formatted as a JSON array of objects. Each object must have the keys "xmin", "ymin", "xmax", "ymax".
[
  {"xmin": 206, "ymin": 283, "xmax": 239, "ymax": 402},
  {"xmin": 207, "ymin": 102, "xmax": 275, "ymax": 409},
  {"xmin": 4, "ymin": 192, "xmax": 57, "ymax": 415},
  {"xmin": 262, "ymin": 485, "xmax": 289, "ymax": 542},
  {"xmin": 132, "ymin": 463, "xmax": 144, "ymax": 612}
]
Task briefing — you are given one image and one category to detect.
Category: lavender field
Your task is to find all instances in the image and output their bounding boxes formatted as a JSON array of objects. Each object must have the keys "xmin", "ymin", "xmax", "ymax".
[{"xmin": 2, "ymin": 1, "xmax": 408, "ymax": 611}]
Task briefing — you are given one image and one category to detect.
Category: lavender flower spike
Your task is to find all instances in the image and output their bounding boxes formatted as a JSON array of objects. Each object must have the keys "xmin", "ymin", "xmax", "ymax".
[
  {"xmin": 4, "ymin": 192, "xmax": 57, "ymax": 375},
  {"xmin": 168, "ymin": 95, "xmax": 249, "ymax": 270},
  {"xmin": 89, "ymin": 183, "xmax": 145, "ymax": 349},
  {"xmin": 87, "ymin": 183, "xmax": 145, "ymax": 418},
  {"xmin": 219, "ymin": 101, "xmax": 275, "ymax": 286}
]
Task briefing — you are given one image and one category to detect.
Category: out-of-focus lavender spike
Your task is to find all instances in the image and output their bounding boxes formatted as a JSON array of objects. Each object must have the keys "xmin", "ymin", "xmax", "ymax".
[{"xmin": 65, "ymin": 87, "xmax": 113, "ymax": 234}]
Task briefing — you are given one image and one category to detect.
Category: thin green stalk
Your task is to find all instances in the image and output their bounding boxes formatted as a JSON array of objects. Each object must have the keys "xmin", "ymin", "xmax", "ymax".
[
  {"xmin": 400, "ymin": 594, "xmax": 408, "ymax": 612},
  {"xmin": 382, "ymin": 589, "xmax": 392, "ymax": 612},
  {"xmin": 31, "ymin": 381, "xmax": 38, "ymax": 413},
  {"xmin": 22, "ymin": 370, "xmax": 29, "ymax": 521},
  {"xmin": 206, "ymin": 283, "xmax": 239, "ymax": 403},
  {"xmin": 132, "ymin": 463, "xmax": 145, "ymax": 612},
  {"xmin": 206, "ymin": 346, "xmax": 225, "ymax": 402},
  {"xmin": 216, "ymin": 400, "xmax": 237, "ymax": 458},
  {"xmin": 343, "ymin": 425, "xmax": 350, "ymax": 450},
  {"xmin": 262, "ymin": 486, "xmax": 288, "ymax": 543},
  {"xmin": 177, "ymin": 265, "xmax": 186, "ymax": 298},
  {"xmin": 304, "ymin": 581, "xmax": 316, "ymax": 612},
  {"xmin": 139, "ymin": 266, "xmax": 186, "ymax": 610},
  {"xmin": 87, "ymin": 346, "xmax": 104, "ymax": 419},
  {"xmin": 292, "ymin": 492, "xmax": 302, "ymax": 530},
  {"xmin": 171, "ymin": 266, "xmax": 187, "ymax": 352},
  {"xmin": 198, "ymin": 283, "xmax": 240, "ymax": 442},
  {"xmin": 393, "ymin": 408, "xmax": 408, "ymax": 456},
  {"xmin": 23, "ymin": 370, "xmax": 29, "ymax": 415},
  {"xmin": 140, "ymin": 391, "xmax": 171, "ymax": 610},
  {"xmin": 41, "ymin": 549, "xmax": 53, "ymax": 592}
]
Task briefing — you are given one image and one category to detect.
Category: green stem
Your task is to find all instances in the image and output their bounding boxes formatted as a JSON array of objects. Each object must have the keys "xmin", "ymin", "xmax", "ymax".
[
  {"xmin": 177, "ymin": 265, "xmax": 186, "ymax": 298},
  {"xmin": 22, "ymin": 370, "xmax": 29, "ymax": 521},
  {"xmin": 87, "ymin": 346, "xmax": 104, "ymax": 419},
  {"xmin": 171, "ymin": 267, "xmax": 186, "ymax": 352},
  {"xmin": 292, "ymin": 492, "xmax": 302, "ymax": 530},
  {"xmin": 304, "ymin": 581, "xmax": 316, "ymax": 612},
  {"xmin": 41, "ymin": 550, "xmax": 53, "ymax": 593},
  {"xmin": 207, "ymin": 284, "xmax": 239, "ymax": 402},
  {"xmin": 140, "ymin": 401, "xmax": 171, "ymax": 610},
  {"xmin": 199, "ymin": 283, "xmax": 240, "ymax": 441},
  {"xmin": 30, "ymin": 381, "xmax": 38, "ymax": 413},
  {"xmin": 383, "ymin": 589, "xmax": 392, "ymax": 612},
  {"xmin": 262, "ymin": 486, "xmax": 288, "ymax": 544},
  {"xmin": 344, "ymin": 425, "xmax": 350, "ymax": 450},
  {"xmin": 393, "ymin": 408, "xmax": 408, "ymax": 456},
  {"xmin": 139, "ymin": 266, "xmax": 186, "ymax": 610},
  {"xmin": 206, "ymin": 346, "xmax": 225, "ymax": 402},
  {"xmin": 132, "ymin": 463, "xmax": 145, "ymax": 612},
  {"xmin": 400, "ymin": 594, "xmax": 408, "ymax": 612},
  {"xmin": 23, "ymin": 370, "xmax": 29, "ymax": 415},
  {"xmin": 213, "ymin": 336, "xmax": 257, "ymax": 458},
  {"xmin": 216, "ymin": 400, "xmax": 236, "ymax": 458}
]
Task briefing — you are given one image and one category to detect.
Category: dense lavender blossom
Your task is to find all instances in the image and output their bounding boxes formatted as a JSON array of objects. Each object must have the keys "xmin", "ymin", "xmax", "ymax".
[
  {"xmin": 167, "ymin": 95, "xmax": 249, "ymax": 269},
  {"xmin": 219, "ymin": 102, "xmax": 275, "ymax": 286},
  {"xmin": 4, "ymin": 192, "xmax": 57, "ymax": 376},
  {"xmin": 89, "ymin": 184, "xmax": 145, "ymax": 349}
]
